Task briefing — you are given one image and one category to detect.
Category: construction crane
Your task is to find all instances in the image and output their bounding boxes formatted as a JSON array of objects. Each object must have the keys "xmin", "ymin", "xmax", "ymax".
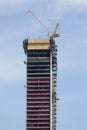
[{"xmin": 28, "ymin": 10, "xmax": 60, "ymax": 38}]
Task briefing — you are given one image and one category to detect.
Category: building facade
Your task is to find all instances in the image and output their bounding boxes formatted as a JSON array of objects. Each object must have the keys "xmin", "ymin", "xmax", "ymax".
[{"xmin": 23, "ymin": 38, "xmax": 57, "ymax": 130}]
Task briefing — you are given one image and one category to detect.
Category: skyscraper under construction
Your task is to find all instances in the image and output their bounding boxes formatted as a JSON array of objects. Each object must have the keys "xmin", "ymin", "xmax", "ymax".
[{"xmin": 23, "ymin": 37, "xmax": 58, "ymax": 130}]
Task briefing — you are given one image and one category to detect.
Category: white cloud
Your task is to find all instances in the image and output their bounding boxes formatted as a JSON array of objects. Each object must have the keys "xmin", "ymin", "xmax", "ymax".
[
  {"xmin": 64, "ymin": 0, "xmax": 86, "ymax": 5},
  {"xmin": 0, "ymin": 0, "xmax": 87, "ymax": 15},
  {"xmin": 0, "ymin": 0, "xmax": 25, "ymax": 4},
  {"xmin": 0, "ymin": 1, "xmax": 23, "ymax": 15},
  {"xmin": 0, "ymin": 0, "xmax": 34, "ymax": 15},
  {"xmin": 0, "ymin": 0, "xmax": 49, "ymax": 15},
  {"xmin": 0, "ymin": 0, "xmax": 44, "ymax": 8},
  {"xmin": 54, "ymin": 0, "xmax": 87, "ymax": 15},
  {"xmin": 0, "ymin": 0, "xmax": 25, "ymax": 8},
  {"xmin": 52, "ymin": 0, "xmax": 87, "ymax": 14},
  {"xmin": 55, "ymin": 0, "xmax": 87, "ymax": 7}
]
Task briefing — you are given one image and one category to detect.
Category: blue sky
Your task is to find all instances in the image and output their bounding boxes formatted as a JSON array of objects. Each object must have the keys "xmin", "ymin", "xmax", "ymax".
[{"xmin": 0, "ymin": 0, "xmax": 87, "ymax": 130}]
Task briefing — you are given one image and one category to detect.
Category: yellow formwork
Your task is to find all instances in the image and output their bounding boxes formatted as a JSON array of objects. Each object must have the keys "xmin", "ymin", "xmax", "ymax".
[{"xmin": 27, "ymin": 38, "xmax": 50, "ymax": 50}]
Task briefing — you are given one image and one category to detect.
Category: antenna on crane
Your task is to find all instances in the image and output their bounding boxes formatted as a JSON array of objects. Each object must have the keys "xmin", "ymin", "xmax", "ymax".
[{"xmin": 28, "ymin": 10, "xmax": 60, "ymax": 38}]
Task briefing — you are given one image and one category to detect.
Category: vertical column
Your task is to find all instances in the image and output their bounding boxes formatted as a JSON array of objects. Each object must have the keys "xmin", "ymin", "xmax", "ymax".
[{"xmin": 50, "ymin": 47, "xmax": 53, "ymax": 130}]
